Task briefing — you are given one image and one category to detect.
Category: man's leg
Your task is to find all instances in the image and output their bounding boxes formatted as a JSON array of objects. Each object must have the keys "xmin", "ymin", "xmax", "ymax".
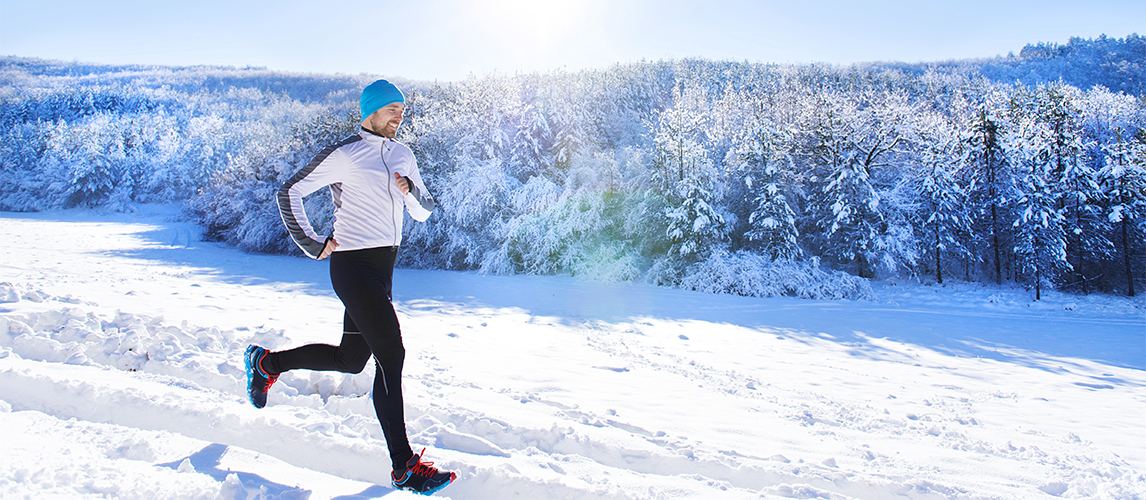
[
  {"xmin": 263, "ymin": 311, "xmax": 372, "ymax": 375},
  {"xmin": 329, "ymin": 248, "xmax": 414, "ymax": 473},
  {"xmin": 245, "ymin": 311, "xmax": 371, "ymax": 409},
  {"xmin": 371, "ymin": 351, "xmax": 410, "ymax": 472}
]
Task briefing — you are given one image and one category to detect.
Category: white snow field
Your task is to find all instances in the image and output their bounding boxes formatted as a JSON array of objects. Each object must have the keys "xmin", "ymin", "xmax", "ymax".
[{"xmin": 1, "ymin": 205, "xmax": 1143, "ymax": 500}]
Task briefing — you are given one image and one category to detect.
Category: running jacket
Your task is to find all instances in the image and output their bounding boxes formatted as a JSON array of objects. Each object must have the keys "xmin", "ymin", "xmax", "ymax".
[{"xmin": 278, "ymin": 128, "xmax": 435, "ymax": 259}]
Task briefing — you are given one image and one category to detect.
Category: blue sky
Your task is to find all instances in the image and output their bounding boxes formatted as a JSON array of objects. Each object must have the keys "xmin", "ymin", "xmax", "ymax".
[{"xmin": 1, "ymin": 0, "xmax": 1142, "ymax": 81}]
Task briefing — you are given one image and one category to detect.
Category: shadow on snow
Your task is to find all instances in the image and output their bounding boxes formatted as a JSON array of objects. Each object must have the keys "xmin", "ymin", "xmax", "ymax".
[{"xmin": 158, "ymin": 443, "xmax": 393, "ymax": 499}]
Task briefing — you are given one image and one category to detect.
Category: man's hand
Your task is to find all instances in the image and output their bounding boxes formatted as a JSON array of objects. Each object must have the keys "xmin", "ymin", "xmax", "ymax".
[
  {"xmin": 394, "ymin": 172, "xmax": 410, "ymax": 195},
  {"xmin": 318, "ymin": 237, "xmax": 339, "ymax": 260}
]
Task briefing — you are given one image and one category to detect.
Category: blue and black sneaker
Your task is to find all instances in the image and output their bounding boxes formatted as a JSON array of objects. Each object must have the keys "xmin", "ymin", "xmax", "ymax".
[
  {"xmin": 391, "ymin": 449, "xmax": 456, "ymax": 495},
  {"xmin": 244, "ymin": 345, "xmax": 278, "ymax": 409}
]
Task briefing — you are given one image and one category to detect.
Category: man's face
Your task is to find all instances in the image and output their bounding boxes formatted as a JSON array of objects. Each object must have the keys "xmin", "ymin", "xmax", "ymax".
[{"xmin": 364, "ymin": 102, "xmax": 405, "ymax": 138}]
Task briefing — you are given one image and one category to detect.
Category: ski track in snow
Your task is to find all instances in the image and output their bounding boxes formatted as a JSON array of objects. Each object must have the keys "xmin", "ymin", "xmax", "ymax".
[{"xmin": 1, "ymin": 207, "xmax": 1145, "ymax": 500}]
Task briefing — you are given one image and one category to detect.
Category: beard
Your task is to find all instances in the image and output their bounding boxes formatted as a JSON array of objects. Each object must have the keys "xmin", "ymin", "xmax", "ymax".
[
  {"xmin": 364, "ymin": 117, "xmax": 400, "ymax": 138},
  {"xmin": 382, "ymin": 120, "xmax": 400, "ymax": 138}
]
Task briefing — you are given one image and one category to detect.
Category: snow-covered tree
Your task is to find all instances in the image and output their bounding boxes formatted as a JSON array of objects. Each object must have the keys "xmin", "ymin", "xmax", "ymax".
[
  {"xmin": 910, "ymin": 111, "xmax": 972, "ymax": 283},
  {"xmin": 745, "ymin": 159, "xmax": 801, "ymax": 260},
  {"xmin": 508, "ymin": 102, "xmax": 553, "ymax": 180},
  {"xmin": 1038, "ymin": 84, "xmax": 1109, "ymax": 293},
  {"xmin": 664, "ymin": 175, "xmax": 725, "ymax": 260},
  {"xmin": 547, "ymin": 76, "xmax": 593, "ymax": 173},
  {"xmin": 964, "ymin": 93, "xmax": 1019, "ymax": 285},
  {"xmin": 1006, "ymin": 114, "xmax": 1070, "ymax": 300},
  {"xmin": 449, "ymin": 76, "xmax": 517, "ymax": 163},
  {"xmin": 726, "ymin": 96, "xmax": 800, "ymax": 260},
  {"xmin": 1100, "ymin": 127, "xmax": 1146, "ymax": 296},
  {"xmin": 1079, "ymin": 86, "xmax": 1145, "ymax": 296},
  {"xmin": 803, "ymin": 90, "xmax": 915, "ymax": 278},
  {"xmin": 651, "ymin": 83, "xmax": 726, "ymax": 277}
]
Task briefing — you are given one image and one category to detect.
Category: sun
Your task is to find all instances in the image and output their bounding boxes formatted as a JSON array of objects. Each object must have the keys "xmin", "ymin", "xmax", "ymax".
[{"xmin": 468, "ymin": 0, "xmax": 594, "ymax": 64}]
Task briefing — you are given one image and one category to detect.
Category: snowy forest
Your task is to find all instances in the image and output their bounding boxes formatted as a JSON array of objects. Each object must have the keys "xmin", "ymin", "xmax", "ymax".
[{"xmin": 2, "ymin": 34, "xmax": 1144, "ymax": 300}]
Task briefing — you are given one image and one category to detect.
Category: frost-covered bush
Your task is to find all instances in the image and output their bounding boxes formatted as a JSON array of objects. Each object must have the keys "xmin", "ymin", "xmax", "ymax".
[
  {"xmin": 477, "ymin": 150, "xmax": 653, "ymax": 281},
  {"xmin": 1, "ymin": 83, "xmax": 193, "ymax": 210},
  {"xmin": 0, "ymin": 59, "xmax": 369, "ymax": 213},
  {"xmin": 186, "ymin": 107, "xmax": 359, "ymax": 254},
  {"xmin": 0, "ymin": 106, "xmax": 203, "ymax": 211},
  {"xmin": 491, "ymin": 188, "xmax": 647, "ymax": 282},
  {"xmin": 676, "ymin": 250, "xmax": 875, "ymax": 300}
]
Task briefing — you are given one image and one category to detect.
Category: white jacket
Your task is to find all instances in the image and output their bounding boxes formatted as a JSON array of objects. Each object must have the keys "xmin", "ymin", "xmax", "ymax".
[{"xmin": 278, "ymin": 128, "xmax": 435, "ymax": 259}]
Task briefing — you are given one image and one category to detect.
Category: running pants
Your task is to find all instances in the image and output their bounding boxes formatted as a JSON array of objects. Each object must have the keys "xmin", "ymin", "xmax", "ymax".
[{"xmin": 267, "ymin": 246, "xmax": 413, "ymax": 472}]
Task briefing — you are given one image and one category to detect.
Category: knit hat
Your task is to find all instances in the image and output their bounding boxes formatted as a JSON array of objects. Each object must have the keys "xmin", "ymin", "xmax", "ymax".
[{"xmin": 360, "ymin": 79, "xmax": 405, "ymax": 120}]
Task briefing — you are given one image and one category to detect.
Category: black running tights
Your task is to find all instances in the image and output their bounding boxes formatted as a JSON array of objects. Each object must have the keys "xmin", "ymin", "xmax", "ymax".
[{"xmin": 267, "ymin": 246, "xmax": 413, "ymax": 472}]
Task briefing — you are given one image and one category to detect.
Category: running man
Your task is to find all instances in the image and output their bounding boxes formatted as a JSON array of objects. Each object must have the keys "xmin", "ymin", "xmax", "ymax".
[{"xmin": 244, "ymin": 79, "xmax": 455, "ymax": 495}]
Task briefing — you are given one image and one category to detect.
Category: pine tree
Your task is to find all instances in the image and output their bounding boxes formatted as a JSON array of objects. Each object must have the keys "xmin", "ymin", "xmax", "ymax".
[
  {"xmin": 1007, "ymin": 114, "xmax": 1070, "ymax": 300},
  {"xmin": 1100, "ymin": 127, "xmax": 1146, "ymax": 296},
  {"xmin": 966, "ymin": 104, "xmax": 1012, "ymax": 285},
  {"xmin": 726, "ymin": 97, "xmax": 800, "ymax": 260},
  {"xmin": 548, "ymin": 77, "xmax": 591, "ymax": 173},
  {"xmin": 665, "ymin": 175, "xmax": 726, "ymax": 260},
  {"xmin": 746, "ymin": 159, "xmax": 801, "ymax": 260},
  {"xmin": 804, "ymin": 90, "xmax": 912, "ymax": 278},
  {"xmin": 652, "ymin": 83, "xmax": 726, "ymax": 272},
  {"xmin": 66, "ymin": 115, "xmax": 127, "ymax": 207},
  {"xmin": 911, "ymin": 113, "xmax": 972, "ymax": 284},
  {"xmin": 1039, "ymin": 84, "xmax": 1108, "ymax": 294},
  {"xmin": 509, "ymin": 102, "xmax": 553, "ymax": 181}
]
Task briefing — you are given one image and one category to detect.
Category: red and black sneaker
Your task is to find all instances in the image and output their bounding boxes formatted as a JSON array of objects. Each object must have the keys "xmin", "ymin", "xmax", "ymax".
[
  {"xmin": 244, "ymin": 345, "xmax": 278, "ymax": 409},
  {"xmin": 391, "ymin": 449, "xmax": 456, "ymax": 495}
]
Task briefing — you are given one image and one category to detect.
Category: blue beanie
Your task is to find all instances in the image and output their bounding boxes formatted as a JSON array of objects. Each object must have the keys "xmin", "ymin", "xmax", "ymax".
[{"xmin": 360, "ymin": 79, "xmax": 405, "ymax": 120}]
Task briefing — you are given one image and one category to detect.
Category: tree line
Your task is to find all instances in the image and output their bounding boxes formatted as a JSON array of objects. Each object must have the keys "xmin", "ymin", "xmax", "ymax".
[{"xmin": 1, "ymin": 35, "xmax": 1142, "ymax": 299}]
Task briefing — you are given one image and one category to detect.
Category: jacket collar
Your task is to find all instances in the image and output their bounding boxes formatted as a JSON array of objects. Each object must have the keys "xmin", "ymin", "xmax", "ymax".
[{"xmin": 358, "ymin": 127, "xmax": 391, "ymax": 145}]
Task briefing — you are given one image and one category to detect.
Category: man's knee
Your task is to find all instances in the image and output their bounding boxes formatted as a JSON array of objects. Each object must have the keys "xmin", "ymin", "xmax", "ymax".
[
  {"xmin": 332, "ymin": 343, "xmax": 372, "ymax": 373},
  {"xmin": 345, "ymin": 351, "xmax": 372, "ymax": 373},
  {"xmin": 373, "ymin": 341, "xmax": 405, "ymax": 368}
]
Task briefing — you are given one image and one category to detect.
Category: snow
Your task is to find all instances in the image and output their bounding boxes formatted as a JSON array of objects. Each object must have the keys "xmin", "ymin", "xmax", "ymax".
[{"xmin": 1, "ymin": 204, "xmax": 1144, "ymax": 499}]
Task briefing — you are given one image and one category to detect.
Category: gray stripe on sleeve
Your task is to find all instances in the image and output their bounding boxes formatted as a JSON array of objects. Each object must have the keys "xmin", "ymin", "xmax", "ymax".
[
  {"xmin": 405, "ymin": 176, "xmax": 436, "ymax": 212},
  {"xmin": 278, "ymin": 135, "xmax": 361, "ymax": 258}
]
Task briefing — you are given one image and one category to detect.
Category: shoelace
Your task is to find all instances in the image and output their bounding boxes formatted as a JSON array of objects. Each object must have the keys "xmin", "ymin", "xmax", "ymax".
[
  {"xmin": 263, "ymin": 374, "xmax": 279, "ymax": 391},
  {"xmin": 252, "ymin": 349, "xmax": 279, "ymax": 391},
  {"xmin": 408, "ymin": 448, "xmax": 440, "ymax": 478}
]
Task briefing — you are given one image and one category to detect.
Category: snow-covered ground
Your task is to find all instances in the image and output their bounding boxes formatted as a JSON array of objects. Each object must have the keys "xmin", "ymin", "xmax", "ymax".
[{"xmin": 1, "ymin": 204, "xmax": 1143, "ymax": 499}]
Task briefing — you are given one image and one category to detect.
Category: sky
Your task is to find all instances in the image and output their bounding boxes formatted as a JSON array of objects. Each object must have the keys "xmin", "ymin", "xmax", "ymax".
[{"xmin": 1, "ymin": 0, "xmax": 1143, "ymax": 82}]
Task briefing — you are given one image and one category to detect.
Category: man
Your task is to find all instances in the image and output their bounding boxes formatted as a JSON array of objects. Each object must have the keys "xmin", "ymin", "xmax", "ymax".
[{"xmin": 244, "ymin": 79, "xmax": 455, "ymax": 495}]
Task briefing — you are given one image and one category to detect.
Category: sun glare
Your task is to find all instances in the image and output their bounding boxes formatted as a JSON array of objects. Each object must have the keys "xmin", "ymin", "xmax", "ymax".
[{"xmin": 469, "ymin": 0, "xmax": 593, "ymax": 63}]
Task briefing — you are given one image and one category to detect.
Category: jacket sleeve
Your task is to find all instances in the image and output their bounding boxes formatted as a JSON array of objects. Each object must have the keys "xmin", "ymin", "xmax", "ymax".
[
  {"xmin": 402, "ymin": 160, "xmax": 435, "ymax": 222},
  {"xmin": 277, "ymin": 144, "xmax": 346, "ymax": 258}
]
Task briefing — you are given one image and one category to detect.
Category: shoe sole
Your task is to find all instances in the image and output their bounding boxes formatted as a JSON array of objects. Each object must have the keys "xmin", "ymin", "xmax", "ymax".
[
  {"xmin": 243, "ymin": 345, "xmax": 263, "ymax": 409},
  {"xmin": 422, "ymin": 474, "xmax": 455, "ymax": 496},
  {"xmin": 392, "ymin": 472, "xmax": 456, "ymax": 496}
]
